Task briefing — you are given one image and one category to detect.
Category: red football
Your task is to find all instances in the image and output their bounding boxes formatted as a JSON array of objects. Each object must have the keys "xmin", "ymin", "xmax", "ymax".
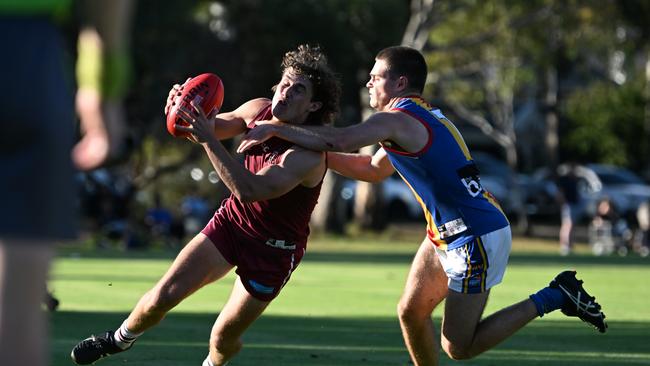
[{"xmin": 166, "ymin": 73, "xmax": 224, "ymax": 138}]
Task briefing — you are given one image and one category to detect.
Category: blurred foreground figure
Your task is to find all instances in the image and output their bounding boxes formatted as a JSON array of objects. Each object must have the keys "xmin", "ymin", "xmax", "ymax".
[{"xmin": 0, "ymin": 1, "xmax": 134, "ymax": 365}]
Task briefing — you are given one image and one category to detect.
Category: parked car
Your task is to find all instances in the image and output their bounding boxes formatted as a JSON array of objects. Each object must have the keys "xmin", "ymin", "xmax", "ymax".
[
  {"xmin": 522, "ymin": 163, "xmax": 650, "ymax": 225},
  {"xmin": 340, "ymin": 173, "xmax": 422, "ymax": 222},
  {"xmin": 586, "ymin": 164, "xmax": 650, "ymax": 223}
]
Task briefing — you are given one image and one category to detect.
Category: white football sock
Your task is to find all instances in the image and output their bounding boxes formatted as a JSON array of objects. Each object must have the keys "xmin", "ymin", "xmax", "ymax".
[
  {"xmin": 202, "ymin": 356, "xmax": 227, "ymax": 366},
  {"xmin": 202, "ymin": 356, "xmax": 215, "ymax": 366},
  {"xmin": 113, "ymin": 320, "xmax": 143, "ymax": 350}
]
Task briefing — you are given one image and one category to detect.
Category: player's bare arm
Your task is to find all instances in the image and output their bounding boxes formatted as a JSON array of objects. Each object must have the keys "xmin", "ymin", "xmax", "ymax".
[
  {"xmin": 237, "ymin": 109, "xmax": 429, "ymax": 154},
  {"xmin": 211, "ymin": 98, "xmax": 273, "ymax": 140},
  {"xmin": 177, "ymin": 101, "xmax": 324, "ymax": 202},
  {"xmin": 327, "ymin": 148, "xmax": 394, "ymax": 183}
]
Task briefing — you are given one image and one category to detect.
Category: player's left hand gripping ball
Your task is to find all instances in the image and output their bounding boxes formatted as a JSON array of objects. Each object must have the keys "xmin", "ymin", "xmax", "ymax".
[{"xmin": 166, "ymin": 73, "xmax": 224, "ymax": 138}]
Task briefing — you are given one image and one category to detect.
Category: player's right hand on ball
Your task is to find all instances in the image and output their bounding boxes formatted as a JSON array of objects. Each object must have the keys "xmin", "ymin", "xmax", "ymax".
[{"xmin": 164, "ymin": 78, "xmax": 191, "ymax": 115}]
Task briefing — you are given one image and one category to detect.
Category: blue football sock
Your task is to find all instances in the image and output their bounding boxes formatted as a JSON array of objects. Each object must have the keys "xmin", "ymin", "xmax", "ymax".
[{"xmin": 529, "ymin": 287, "xmax": 565, "ymax": 317}]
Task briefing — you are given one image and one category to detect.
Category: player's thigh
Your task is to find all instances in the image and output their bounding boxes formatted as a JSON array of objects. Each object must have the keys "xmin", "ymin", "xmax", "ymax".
[
  {"xmin": 211, "ymin": 276, "xmax": 270, "ymax": 341},
  {"xmin": 154, "ymin": 233, "xmax": 233, "ymax": 300},
  {"xmin": 400, "ymin": 238, "xmax": 448, "ymax": 315},
  {"xmin": 441, "ymin": 289, "xmax": 489, "ymax": 348}
]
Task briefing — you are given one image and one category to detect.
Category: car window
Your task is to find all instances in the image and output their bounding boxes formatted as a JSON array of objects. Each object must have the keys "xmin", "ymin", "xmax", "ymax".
[{"xmin": 596, "ymin": 170, "xmax": 644, "ymax": 185}]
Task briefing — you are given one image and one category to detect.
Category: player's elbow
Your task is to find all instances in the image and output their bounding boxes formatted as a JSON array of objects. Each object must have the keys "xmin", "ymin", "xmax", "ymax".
[
  {"xmin": 231, "ymin": 183, "xmax": 257, "ymax": 203},
  {"xmin": 233, "ymin": 184, "xmax": 272, "ymax": 203},
  {"xmin": 335, "ymin": 139, "xmax": 358, "ymax": 153},
  {"xmin": 364, "ymin": 173, "xmax": 388, "ymax": 184},
  {"xmin": 322, "ymin": 135, "xmax": 354, "ymax": 153},
  {"xmin": 364, "ymin": 167, "xmax": 393, "ymax": 183},
  {"xmin": 233, "ymin": 189, "xmax": 256, "ymax": 203}
]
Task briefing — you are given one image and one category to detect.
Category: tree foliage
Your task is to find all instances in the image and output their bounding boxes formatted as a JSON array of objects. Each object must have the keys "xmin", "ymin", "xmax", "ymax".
[
  {"xmin": 417, "ymin": 0, "xmax": 649, "ymax": 175},
  {"xmin": 564, "ymin": 80, "xmax": 647, "ymax": 168}
]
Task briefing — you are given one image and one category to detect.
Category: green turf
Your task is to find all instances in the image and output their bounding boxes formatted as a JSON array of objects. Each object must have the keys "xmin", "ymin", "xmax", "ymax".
[{"xmin": 50, "ymin": 233, "xmax": 650, "ymax": 365}]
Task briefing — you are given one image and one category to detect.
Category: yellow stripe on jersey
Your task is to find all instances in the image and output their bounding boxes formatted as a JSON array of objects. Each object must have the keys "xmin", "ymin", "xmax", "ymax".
[
  {"xmin": 435, "ymin": 116, "xmax": 472, "ymax": 161},
  {"xmin": 413, "ymin": 97, "xmax": 432, "ymax": 110},
  {"xmin": 394, "ymin": 169, "xmax": 447, "ymax": 248},
  {"xmin": 482, "ymin": 191, "xmax": 508, "ymax": 221},
  {"xmin": 476, "ymin": 236, "xmax": 488, "ymax": 292}
]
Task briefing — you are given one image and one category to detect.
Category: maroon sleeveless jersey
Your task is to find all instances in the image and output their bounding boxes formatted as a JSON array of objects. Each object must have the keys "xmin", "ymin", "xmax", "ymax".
[{"xmin": 219, "ymin": 103, "xmax": 323, "ymax": 248}]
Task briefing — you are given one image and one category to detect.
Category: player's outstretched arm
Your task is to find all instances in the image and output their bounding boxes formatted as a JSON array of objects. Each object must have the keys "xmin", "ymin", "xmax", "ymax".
[
  {"xmin": 237, "ymin": 112, "xmax": 401, "ymax": 154},
  {"xmin": 211, "ymin": 98, "xmax": 271, "ymax": 140},
  {"xmin": 327, "ymin": 148, "xmax": 394, "ymax": 183}
]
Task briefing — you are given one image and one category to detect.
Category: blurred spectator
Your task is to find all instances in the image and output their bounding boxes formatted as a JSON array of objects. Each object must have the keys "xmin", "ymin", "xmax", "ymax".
[
  {"xmin": 589, "ymin": 196, "xmax": 631, "ymax": 256},
  {"xmin": 43, "ymin": 290, "xmax": 59, "ymax": 312},
  {"xmin": 0, "ymin": 1, "xmax": 134, "ymax": 365},
  {"xmin": 635, "ymin": 201, "xmax": 650, "ymax": 257},
  {"xmin": 181, "ymin": 194, "xmax": 211, "ymax": 235},
  {"xmin": 145, "ymin": 194, "xmax": 175, "ymax": 247},
  {"xmin": 557, "ymin": 162, "xmax": 581, "ymax": 255},
  {"xmin": 79, "ymin": 169, "xmax": 135, "ymax": 248}
]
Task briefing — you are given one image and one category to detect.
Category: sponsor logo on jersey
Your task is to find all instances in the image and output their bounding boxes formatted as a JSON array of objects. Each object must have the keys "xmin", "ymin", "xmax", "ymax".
[{"xmin": 265, "ymin": 238, "xmax": 297, "ymax": 250}]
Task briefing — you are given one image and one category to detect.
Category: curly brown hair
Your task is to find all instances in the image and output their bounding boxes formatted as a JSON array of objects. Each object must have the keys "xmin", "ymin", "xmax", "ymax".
[{"xmin": 276, "ymin": 44, "xmax": 341, "ymax": 125}]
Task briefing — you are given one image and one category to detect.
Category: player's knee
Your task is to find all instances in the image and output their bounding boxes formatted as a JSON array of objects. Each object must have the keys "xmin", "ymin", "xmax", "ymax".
[
  {"xmin": 440, "ymin": 338, "xmax": 473, "ymax": 360},
  {"xmin": 397, "ymin": 299, "xmax": 412, "ymax": 322},
  {"xmin": 397, "ymin": 297, "xmax": 424, "ymax": 324},
  {"xmin": 143, "ymin": 287, "xmax": 178, "ymax": 314},
  {"xmin": 210, "ymin": 334, "xmax": 242, "ymax": 358}
]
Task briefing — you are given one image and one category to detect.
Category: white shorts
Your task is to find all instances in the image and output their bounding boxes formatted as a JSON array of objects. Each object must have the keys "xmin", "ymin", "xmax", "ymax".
[{"xmin": 434, "ymin": 226, "xmax": 512, "ymax": 294}]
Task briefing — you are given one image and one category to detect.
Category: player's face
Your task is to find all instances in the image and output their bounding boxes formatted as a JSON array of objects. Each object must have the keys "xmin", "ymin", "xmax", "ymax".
[
  {"xmin": 272, "ymin": 69, "xmax": 321, "ymax": 124},
  {"xmin": 366, "ymin": 59, "xmax": 400, "ymax": 111}
]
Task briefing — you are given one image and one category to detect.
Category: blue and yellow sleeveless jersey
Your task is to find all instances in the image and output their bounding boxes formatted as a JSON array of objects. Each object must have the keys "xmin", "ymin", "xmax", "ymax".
[{"xmin": 381, "ymin": 96, "xmax": 509, "ymax": 250}]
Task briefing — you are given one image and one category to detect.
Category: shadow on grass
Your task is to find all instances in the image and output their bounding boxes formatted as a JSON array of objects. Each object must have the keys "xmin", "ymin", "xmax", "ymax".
[
  {"xmin": 57, "ymin": 243, "xmax": 649, "ymax": 267},
  {"xmin": 53, "ymin": 311, "xmax": 649, "ymax": 366},
  {"xmin": 507, "ymin": 252, "xmax": 650, "ymax": 267}
]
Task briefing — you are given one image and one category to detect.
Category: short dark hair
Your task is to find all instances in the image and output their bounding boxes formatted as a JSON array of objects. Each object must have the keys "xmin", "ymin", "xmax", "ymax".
[
  {"xmin": 276, "ymin": 44, "xmax": 341, "ymax": 125},
  {"xmin": 376, "ymin": 46, "xmax": 427, "ymax": 94}
]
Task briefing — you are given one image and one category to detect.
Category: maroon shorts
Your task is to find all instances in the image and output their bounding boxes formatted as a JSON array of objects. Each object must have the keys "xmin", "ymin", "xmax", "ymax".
[{"xmin": 201, "ymin": 212, "xmax": 306, "ymax": 302}]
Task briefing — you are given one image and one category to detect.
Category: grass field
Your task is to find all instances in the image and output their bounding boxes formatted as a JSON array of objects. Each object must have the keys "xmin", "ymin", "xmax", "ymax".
[{"xmin": 49, "ymin": 231, "xmax": 650, "ymax": 366}]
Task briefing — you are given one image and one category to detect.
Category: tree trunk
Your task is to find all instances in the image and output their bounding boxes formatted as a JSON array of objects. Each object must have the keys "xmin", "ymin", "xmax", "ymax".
[
  {"xmin": 351, "ymin": 86, "xmax": 388, "ymax": 231},
  {"xmin": 310, "ymin": 171, "xmax": 348, "ymax": 234},
  {"xmin": 353, "ymin": 145, "xmax": 387, "ymax": 231},
  {"xmin": 401, "ymin": 0, "xmax": 436, "ymax": 50},
  {"xmin": 644, "ymin": 46, "xmax": 650, "ymax": 176},
  {"xmin": 543, "ymin": 31, "xmax": 560, "ymax": 170}
]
